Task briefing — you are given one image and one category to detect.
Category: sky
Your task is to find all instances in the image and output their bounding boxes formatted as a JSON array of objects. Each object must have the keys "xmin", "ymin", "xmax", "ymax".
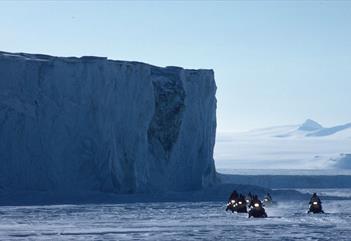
[{"xmin": 1, "ymin": 1, "xmax": 350, "ymax": 132}]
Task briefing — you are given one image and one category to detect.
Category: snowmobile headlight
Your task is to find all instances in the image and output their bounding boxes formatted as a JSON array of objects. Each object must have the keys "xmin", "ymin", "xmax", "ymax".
[
  {"xmin": 254, "ymin": 203, "xmax": 259, "ymax": 207},
  {"xmin": 231, "ymin": 200, "xmax": 235, "ymax": 204},
  {"xmin": 313, "ymin": 201, "xmax": 318, "ymax": 205},
  {"xmin": 238, "ymin": 201, "xmax": 242, "ymax": 205}
]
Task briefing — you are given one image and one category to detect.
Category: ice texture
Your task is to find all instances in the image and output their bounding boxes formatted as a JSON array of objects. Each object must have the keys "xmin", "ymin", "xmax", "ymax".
[
  {"xmin": 0, "ymin": 51, "xmax": 217, "ymax": 194},
  {"xmin": 1, "ymin": 198, "xmax": 351, "ymax": 240}
]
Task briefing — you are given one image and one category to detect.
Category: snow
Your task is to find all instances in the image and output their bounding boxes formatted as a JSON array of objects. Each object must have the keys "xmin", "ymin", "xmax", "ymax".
[
  {"xmin": 0, "ymin": 194, "xmax": 351, "ymax": 240},
  {"xmin": 308, "ymin": 123, "xmax": 351, "ymax": 137},
  {"xmin": 0, "ymin": 51, "xmax": 217, "ymax": 194},
  {"xmin": 329, "ymin": 154, "xmax": 351, "ymax": 169},
  {"xmin": 298, "ymin": 119, "xmax": 323, "ymax": 131},
  {"xmin": 215, "ymin": 119, "xmax": 351, "ymax": 170},
  {"xmin": 220, "ymin": 173, "xmax": 351, "ymax": 188}
]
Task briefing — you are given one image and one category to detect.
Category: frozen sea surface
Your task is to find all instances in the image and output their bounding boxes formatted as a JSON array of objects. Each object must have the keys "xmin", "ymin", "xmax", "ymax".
[
  {"xmin": 217, "ymin": 168, "xmax": 351, "ymax": 175},
  {"xmin": 1, "ymin": 194, "xmax": 351, "ymax": 240}
]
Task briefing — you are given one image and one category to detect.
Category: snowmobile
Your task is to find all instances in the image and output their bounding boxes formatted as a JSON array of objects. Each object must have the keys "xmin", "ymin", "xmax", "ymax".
[
  {"xmin": 235, "ymin": 196, "xmax": 248, "ymax": 213},
  {"xmin": 248, "ymin": 201, "xmax": 268, "ymax": 218},
  {"xmin": 308, "ymin": 201, "xmax": 324, "ymax": 214},
  {"xmin": 226, "ymin": 199, "xmax": 237, "ymax": 213},
  {"xmin": 245, "ymin": 194, "xmax": 252, "ymax": 206},
  {"xmin": 226, "ymin": 190, "xmax": 239, "ymax": 212},
  {"xmin": 308, "ymin": 193, "xmax": 324, "ymax": 214},
  {"xmin": 262, "ymin": 193, "xmax": 276, "ymax": 206}
]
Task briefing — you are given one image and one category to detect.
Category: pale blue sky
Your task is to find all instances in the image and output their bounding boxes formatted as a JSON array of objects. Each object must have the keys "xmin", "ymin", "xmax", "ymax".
[{"xmin": 1, "ymin": 1, "xmax": 350, "ymax": 131}]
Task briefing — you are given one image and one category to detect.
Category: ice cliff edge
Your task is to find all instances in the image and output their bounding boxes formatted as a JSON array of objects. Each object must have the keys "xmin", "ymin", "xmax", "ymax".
[{"xmin": 0, "ymin": 51, "xmax": 217, "ymax": 194}]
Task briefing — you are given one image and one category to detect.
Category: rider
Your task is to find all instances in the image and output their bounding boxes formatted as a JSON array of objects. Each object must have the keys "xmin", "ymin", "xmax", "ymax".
[
  {"xmin": 238, "ymin": 194, "xmax": 246, "ymax": 203},
  {"xmin": 248, "ymin": 194, "xmax": 267, "ymax": 217},
  {"xmin": 264, "ymin": 192, "xmax": 272, "ymax": 203},
  {"xmin": 249, "ymin": 195, "xmax": 262, "ymax": 208},
  {"xmin": 267, "ymin": 193, "xmax": 272, "ymax": 200},
  {"xmin": 228, "ymin": 190, "xmax": 239, "ymax": 202},
  {"xmin": 309, "ymin": 193, "xmax": 321, "ymax": 204},
  {"xmin": 245, "ymin": 192, "xmax": 253, "ymax": 203},
  {"xmin": 308, "ymin": 192, "xmax": 324, "ymax": 213}
]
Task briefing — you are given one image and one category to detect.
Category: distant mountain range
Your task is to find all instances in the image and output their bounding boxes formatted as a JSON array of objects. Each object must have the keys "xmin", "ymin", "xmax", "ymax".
[
  {"xmin": 231, "ymin": 119, "xmax": 351, "ymax": 139},
  {"xmin": 215, "ymin": 119, "xmax": 351, "ymax": 170},
  {"xmin": 277, "ymin": 119, "xmax": 351, "ymax": 138}
]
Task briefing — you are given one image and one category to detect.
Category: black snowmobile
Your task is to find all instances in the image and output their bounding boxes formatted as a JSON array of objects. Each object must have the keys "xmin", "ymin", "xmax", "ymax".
[
  {"xmin": 226, "ymin": 199, "xmax": 237, "ymax": 213},
  {"xmin": 235, "ymin": 195, "xmax": 248, "ymax": 213},
  {"xmin": 245, "ymin": 193, "xmax": 253, "ymax": 206},
  {"xmin": 226, "ymin": 190, "xmax": 239, "ymax": 213},
  {"xmin": 263, "ymin": 193, "xmax": 276, "ymax": 206},
  {"xmin": 248, "ymin": 199, "xmax": 268, "ymax": 218},
  {"xmin": 308, "ymin": 193, "xmax": 324, "ymax": 214}
]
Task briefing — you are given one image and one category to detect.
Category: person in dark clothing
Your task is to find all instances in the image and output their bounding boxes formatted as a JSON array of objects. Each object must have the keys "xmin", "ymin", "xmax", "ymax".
[
  {"xmin": 249, "ymin": 195, "xmax": 261, "ymax": 208},
  {"xmin": 263, "ymin": 192, "xmax": 276, "ymax": 206},
  {"xmin": 238, "ymin": 194, "xmax": 245, "ymax": 204},
  {"xmin": 228, "ymin": 190, "xmax": 239, "ymax": 202},
  {"xmin": 309, "ymin": 193, "xmax": 321, "ymax": 204},
  {"xmin": 245, "ymin": 192, "xmax": 253, "ymax": 205},
  {"xmin": 226, "ymin": 190, "xmax": 239, "ymax": 212},
  {"xmin": 308, "ymin": 193, "xmax": 324, "ymax": 213},
  {"xmin": 236, "ymin": 194, "xmax": 248, "ymax": 213},
  {"xmin": 267, "ymin": 193, "xmax": 272, "ymax": 200},
  {"xmin": 248, "ymin": 195, "xmax": 267, "ymax": 218}
]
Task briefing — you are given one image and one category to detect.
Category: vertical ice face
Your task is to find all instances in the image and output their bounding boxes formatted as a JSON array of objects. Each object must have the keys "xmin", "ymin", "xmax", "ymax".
[{"xmin": 0, "ymin": 52, "xmax": 217, "ymax": 194}]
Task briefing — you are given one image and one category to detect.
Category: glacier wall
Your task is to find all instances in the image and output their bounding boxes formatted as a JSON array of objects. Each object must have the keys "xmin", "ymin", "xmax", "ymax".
[{"xmin": 0, "ymin": 52, "xmax": 217, "ymax": 194}]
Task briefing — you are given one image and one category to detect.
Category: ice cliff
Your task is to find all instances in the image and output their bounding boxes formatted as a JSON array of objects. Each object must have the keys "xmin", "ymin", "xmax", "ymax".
[{"xmin": 0, "ymin": 51, "xmax": 217, "ymax": 194}]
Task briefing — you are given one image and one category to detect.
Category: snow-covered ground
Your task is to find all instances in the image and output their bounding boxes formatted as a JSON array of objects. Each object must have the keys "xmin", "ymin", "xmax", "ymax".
[
  {"xmin": 218, "ymin": 169, "xmax": 351, "ymax": 175},
  {"xmin": 215, "ymin": 119, "xmax": 351, "ymax": 170},
  {"xmin": 0, "ymin": 191, "xmax": 350, "ymax": 240}
]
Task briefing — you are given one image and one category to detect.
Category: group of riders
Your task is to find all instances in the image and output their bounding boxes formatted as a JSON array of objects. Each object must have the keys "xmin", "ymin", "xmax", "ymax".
[{"xmin": 226, "ymin": 191, "xmax": 324, "ymax": 218}]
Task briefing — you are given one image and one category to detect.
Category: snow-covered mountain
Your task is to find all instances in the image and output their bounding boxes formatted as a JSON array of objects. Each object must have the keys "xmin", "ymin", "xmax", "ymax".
[
  {"xmin": 298, "ymin": 119, "xmax": 323, "ymax": 131},
  {"xmin": 271, "ymin": 119, "xmax": 351, "ymax": 138},
  {"xmin": 215, "ymin": 119, "xmax": 351, "ymax": 170},
  {"xmin": 0, "ymin": 51, "xmax": 217, "ymax": 194}
]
